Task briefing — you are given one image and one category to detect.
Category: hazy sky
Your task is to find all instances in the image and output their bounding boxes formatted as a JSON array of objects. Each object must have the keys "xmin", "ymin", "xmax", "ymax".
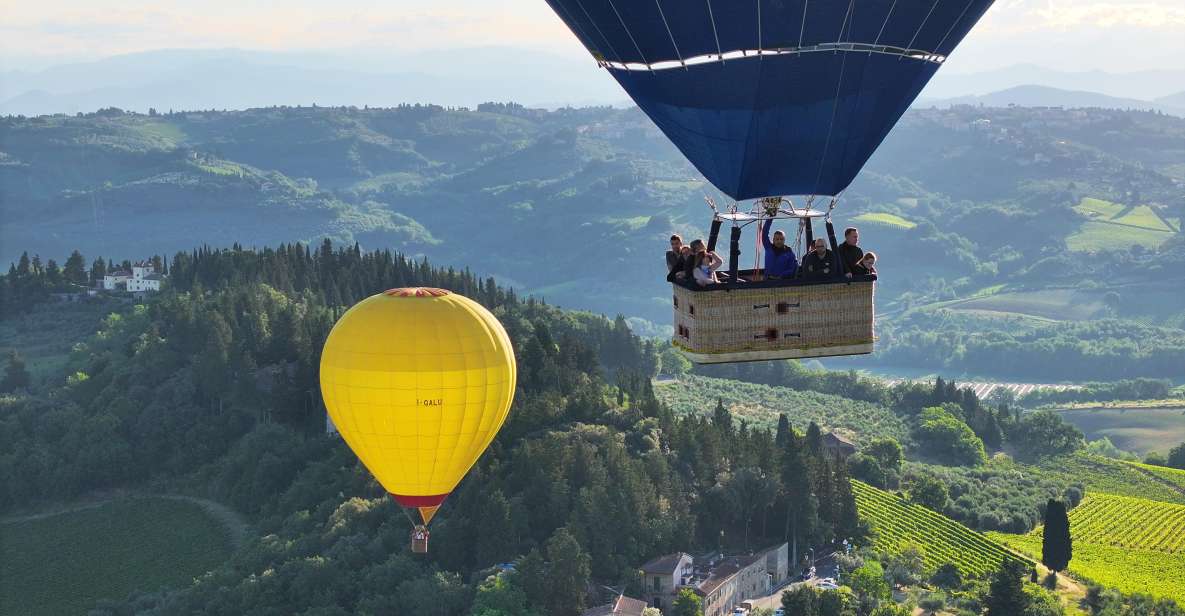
[{"xmin": 3, "ymin": 0, "xmax": 1183, "ymax": 73}]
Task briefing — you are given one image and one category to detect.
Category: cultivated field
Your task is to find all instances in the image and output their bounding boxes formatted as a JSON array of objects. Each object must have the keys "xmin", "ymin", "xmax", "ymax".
[
  {"xmin": 0, "ymin": 497, "xmax": 233, "ymax": 616},
  {"xmin": 1067, "ymin": 198, "xmax": 1176, "ymax": 252},
  {"xmin": 991, "ymin": 494, "xmax": 1185, "ymax": 605},
  {"xmin": 1056, "ymin": 407, "xmax": 1185, "ymax": 455},
  {"xmin": 655, "ymin": 376, "xmax": 910, "ymax": 443},
  {"xmin": 1037, "ymin": 454, "xmax": 1185, "ymax": 506},
  {"xmin": 852, "ymin": 480, "xmax": 1031, "ymax": 578}
]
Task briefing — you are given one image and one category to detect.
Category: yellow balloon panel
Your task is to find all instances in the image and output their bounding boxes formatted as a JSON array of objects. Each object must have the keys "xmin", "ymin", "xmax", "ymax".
[{"xmin": 319, "ymin": 289, "xmax": 516, "ymax": 503}]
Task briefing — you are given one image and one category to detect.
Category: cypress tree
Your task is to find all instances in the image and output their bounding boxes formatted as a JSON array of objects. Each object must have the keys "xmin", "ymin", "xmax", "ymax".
[{"xmin": 1042, "ymin": 499, "xmax": 1072, "ymax": 574}]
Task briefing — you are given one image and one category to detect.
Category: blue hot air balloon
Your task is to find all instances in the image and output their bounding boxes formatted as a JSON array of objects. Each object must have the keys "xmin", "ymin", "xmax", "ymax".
[
  {"xmin": 545, "ymin": 0, "xmax": 995, "ymax": 200},
  {"xmin": 545, "ymin": 0, "xmax": 997, "ymax": 363}
]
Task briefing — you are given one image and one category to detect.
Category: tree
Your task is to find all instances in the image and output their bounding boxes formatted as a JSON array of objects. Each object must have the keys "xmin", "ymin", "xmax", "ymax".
[
  {"xmin": 63, "ymin": 250, "xmax": 87, "ymax": 285},
  {"xmin": 1013, "ymin": 411, "xmax": 1083, "ymax": 460},
  {"xmin": 782, "ymin": 586, "xmax": 818, "ymax": 616},
  {"xmin": 1167, "ymin": 443, "xmax": 1185, "ymax": 470},
  {"xmin": 1041, "ymin": 499, "xmax": 1072, "ymax": 575},
  {"xmin": 545, "ymin": 528, "xmax": 591, "ymax": 616},
  {"xmin": 913, "ymin": 406, "xmax": 986, "ymax": 466},
  {"xmin": 908, "ymin": 475, "xmax": 950, "ymax": 512},
  {"xmin": 728, "ymin": 467, "xmax": 778, "ymax": 549},
  {"xmin": 1, "ymin": 350, "xmax": 31, "ymax": 393},
  {"xmin": 470, "ymin": 574, "xmax": 539, "ymax": 616},
  {"xmin": 983, "ymin": 560, "xmax": 1030, "ymax": 616},
  {"xmin": 930, "ymin": 563, "xmax": 962, "ymax": 590},
  {"xmin": 848, "ymin": 561, "xmax": 890, "ymax": 610},
  {"xmin": 865, "ymin": 438, "xmax": 902, "ymax": 471},
  {"xmin": 671, "ymin": 588, "xmax": 702, "ymax": 616}
]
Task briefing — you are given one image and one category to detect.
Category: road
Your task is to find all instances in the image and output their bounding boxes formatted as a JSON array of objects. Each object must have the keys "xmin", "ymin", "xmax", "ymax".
[{"xmin": 744, "ymin": 552, "xmax": 841, "ymax": 612}]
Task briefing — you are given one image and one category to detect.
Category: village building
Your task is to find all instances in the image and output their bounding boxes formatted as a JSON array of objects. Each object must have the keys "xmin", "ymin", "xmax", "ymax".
[
  {"xmin": 821, "ymin": 432, "xmax": 857, "ymax": 460},
  {"xmin": 638, "ymin": 544, "xmax": 788, "ymax": 616},
  {"xmin": 581, "ymin": 594, "xmax": 649, "ymax": 616},
  {"xmin": 103, "ymin": 260, "xmax": 165, "ymax": 293}
]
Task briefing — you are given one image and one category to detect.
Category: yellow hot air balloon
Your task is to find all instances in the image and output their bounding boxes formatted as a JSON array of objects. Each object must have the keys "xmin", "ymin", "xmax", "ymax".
[{"xmin": 319, "ymin": 287, "xmax": 516, "ymax": 550}]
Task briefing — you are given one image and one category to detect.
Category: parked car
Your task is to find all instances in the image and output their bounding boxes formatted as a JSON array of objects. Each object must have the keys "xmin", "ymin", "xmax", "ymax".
[
  {"xmin": 774, "ymin": 609, "xmax": 785, "ymax": 616},
  {"xmin": 731, "ymin": 609, "xmax": 749, "ymax": 616}
]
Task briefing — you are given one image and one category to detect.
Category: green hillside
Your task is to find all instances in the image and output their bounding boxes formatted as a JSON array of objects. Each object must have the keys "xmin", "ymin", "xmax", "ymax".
[
  {"xmin": 0, "ymin": 498, "xmax": 233, "ymax": 616},
  {"xmin": 852, "ymin": 480, "xmax": 1031, "ymax": 577}
]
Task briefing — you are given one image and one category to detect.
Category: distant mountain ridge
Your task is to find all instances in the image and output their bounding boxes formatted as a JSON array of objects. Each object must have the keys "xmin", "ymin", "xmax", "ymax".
[
  {"xmin": 923, "ymin": 63, "xmax": 1185, "ymax": 101},
  {"xmin": 0, "ymin": 48, "xmax": 622, "ymax": 116},
  {"xmin": 919, "ymin": 85, "xmax": 1185, "ymax": 117}
]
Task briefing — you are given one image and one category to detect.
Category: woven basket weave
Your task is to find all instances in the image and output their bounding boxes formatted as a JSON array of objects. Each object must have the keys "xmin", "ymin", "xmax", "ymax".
[{"xmin": 672, "ymin": 279, "xmax": 875, "ymax": 363}]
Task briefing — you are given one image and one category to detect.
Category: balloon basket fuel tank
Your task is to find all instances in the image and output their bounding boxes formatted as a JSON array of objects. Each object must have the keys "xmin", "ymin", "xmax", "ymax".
[{"xmin": 672, "ymin": 275, "xmax": 875, "ymax": 363}]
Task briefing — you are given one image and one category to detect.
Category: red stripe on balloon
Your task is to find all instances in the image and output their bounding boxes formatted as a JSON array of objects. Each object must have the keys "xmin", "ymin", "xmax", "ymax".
[{"xmin": 390, "ymin": 493, "xmax": 449, "ymax": 507}]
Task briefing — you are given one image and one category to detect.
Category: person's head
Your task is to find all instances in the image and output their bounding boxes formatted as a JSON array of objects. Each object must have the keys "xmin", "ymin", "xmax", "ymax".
[
  {"xmin": 813, "ymin": 238, "xmax": 827, "ymax": 254},
  {"xmin": 772, "ymin": 229, "xmax": 786, "ymax": 248},
  {"xmin": 680, "ymin": 245, "xmax": 692, "ymax": 256},
  {"xmin": 670, "ymin": 234, "xmax": 683, "ymax": 251},
  {"xmin": 862, "ymin": 252, "xmax": 877, "ymax": 268},
  {"xmin": 844, "ymin": 227, "xmax": 859, "ymax": 246},
  {"xmin": 689, "ymin": 239, "xmax": 706, "ymax": 254}
]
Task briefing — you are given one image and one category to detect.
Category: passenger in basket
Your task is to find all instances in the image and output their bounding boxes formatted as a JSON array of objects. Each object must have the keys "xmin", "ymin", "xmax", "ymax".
[
  {"xmin": 801, "ymin": 238, "xmax": 833, "ymax": 281},
  {"xmin": 666, "ymin": 234, "xmax": 685, "ymax": 280},
  {"xmin": 683, "ymin": 239, "xmax": 707, "ymax": 281},
  {"xmin": 839, "ymin": 227, "xmax": 864, "ymax": 279},
  {"xmin": 851, "ymin": 251, "xmax": 877, "ymax": 276},
  {"xmin": 761, "ymin": 219, "xmax": 798, "ymax": 279},
  {"xmin": 693, "ymin": 250, "xmax": 723, "ymax": 286}
]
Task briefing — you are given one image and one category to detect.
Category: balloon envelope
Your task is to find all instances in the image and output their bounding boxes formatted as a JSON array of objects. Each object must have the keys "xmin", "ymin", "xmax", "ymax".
[
  {"xmin": 545, "ymin": 0, "xmax": 995, "ymax": 199},
  {"xmin": 319, "ymin": 288, "xmax": 517, "ymax": 524}
]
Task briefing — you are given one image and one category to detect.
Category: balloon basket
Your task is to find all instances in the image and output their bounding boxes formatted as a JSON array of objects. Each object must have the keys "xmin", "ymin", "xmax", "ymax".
[
  {"xmin": 410, "ymin": 526, "xmax": 430, "ymax": 553},
  {"xmin": 672, "ymin": 274, "xmax": 876, "ymax": 363}
]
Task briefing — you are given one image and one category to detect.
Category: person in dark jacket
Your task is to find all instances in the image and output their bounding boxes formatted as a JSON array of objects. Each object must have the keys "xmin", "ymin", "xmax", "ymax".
[
  {"xmin": 851, "ymin": 251, "xmax": 877, "ymax": 276},
  {"xmin": 666, "ymin": 234, "xmax": 687, "ymax": 282},
  {"xmin": 801, "ymin": 238, "xmax": 834, "ymax": 281},
  {"xmin": 839, "ymin": 227, "xmax": 864, "ymax": 279},
  {"xmin": 761, "ymin": 219, "xmax": 798, "ymax": 279}
]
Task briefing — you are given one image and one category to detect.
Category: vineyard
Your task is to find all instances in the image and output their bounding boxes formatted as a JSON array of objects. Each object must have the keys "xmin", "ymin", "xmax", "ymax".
[
  {"xmin": 1037, "ymin": 454, "xmax": 1185, "ymax": 505},
  {"xmin": 1068, "ymin": 494, "xmax": 1185, "ymax": 553},
  {"xmin": 852, "ymin": 480, "xmax": 1031, "ymax": 578},
  {"xmin": 993, "ymin": 533, "xmax": 1185, "ymax": 605},
  {"xmin": 1128, "ymin": 461, "xmax": 1185, "ymax": 493}
]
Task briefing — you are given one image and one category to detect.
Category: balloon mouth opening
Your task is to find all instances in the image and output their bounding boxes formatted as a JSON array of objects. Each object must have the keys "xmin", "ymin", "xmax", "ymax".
[
  {"xmin": 383, "ymin": 287, "xmax": 451, "ymax": 298},
  {"xmin": 390, "ymin": 493, "xmax": 449, "ymax": 508}
]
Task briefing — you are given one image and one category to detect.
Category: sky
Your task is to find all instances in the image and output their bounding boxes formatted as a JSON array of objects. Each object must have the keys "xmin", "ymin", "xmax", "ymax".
[{"xmin": 2, "ymin": 0, "xmax": 1183, "ymax": 74}]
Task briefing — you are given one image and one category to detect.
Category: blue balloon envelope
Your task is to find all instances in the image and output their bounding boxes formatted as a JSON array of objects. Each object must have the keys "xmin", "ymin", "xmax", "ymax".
[{"xmin": 545, "ymin": 0, "xmax": 995, "ymax": 199}]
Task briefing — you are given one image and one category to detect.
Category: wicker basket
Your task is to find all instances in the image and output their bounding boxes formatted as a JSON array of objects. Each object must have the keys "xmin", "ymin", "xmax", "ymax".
[{"xmin": 672, "ymin": 275, "xmax": 875, "ymax": 363}]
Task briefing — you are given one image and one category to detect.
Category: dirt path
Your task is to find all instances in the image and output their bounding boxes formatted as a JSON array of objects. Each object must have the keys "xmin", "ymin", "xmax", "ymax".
[{"xmin": 1, "ymin": 492, "xmax": 252, "ymax": 548}]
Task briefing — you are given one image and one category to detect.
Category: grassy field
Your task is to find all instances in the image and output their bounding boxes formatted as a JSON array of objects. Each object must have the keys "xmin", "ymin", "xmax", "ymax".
[
  {"xmin": 654, "ymin": 375, "xmax": 910, "ymax": 443},
  {"xmin": 1036, "ymin": 454, "xmax": 1185, "ymax": 505},
  {"xmin": 948, "ymin": 288, "xmax": 1102, "ymax": 321},
  {"xmin": 1067, "ymin": 198, "xmax": 1176, "ymax": 252},
  {"xmin": 0, "ymin": 498, "xmax": 233, "ymax": 616},
  {"xmin": 1056, "ymin": 407, "xmax": 1185, "ymax": 455},
  {"xmin": 852, "ymin": 212, "xmax": 917, "ymax": 229},
  {"xmin": 990, "ymin": 494, "xmax": 1185, "ymax": 605},
  {"xmin": 852, "ymin": 480, "xmax": 1031, "ymax": 577}
]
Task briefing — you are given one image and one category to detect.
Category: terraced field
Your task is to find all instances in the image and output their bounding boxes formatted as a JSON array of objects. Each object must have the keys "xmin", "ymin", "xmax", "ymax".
[{"xmin": 852, "ymin": 480, "xmax": 1031, "ymax": 577}]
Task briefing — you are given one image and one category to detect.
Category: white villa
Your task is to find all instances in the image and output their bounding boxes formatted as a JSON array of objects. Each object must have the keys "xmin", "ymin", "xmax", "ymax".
[{"xmin": 103, "ymin": 261, "xmax": 165, "ymax": 292}]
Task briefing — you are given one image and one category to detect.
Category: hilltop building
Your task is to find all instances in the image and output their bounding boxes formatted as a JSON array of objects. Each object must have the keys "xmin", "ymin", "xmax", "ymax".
[
  {"xmin": 103, "ymin": 261, "xmax": 165, "ymax": 293},
  {"xmin": 638, "ymin": 543, "xmax": 788, "ymax": 615}
]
